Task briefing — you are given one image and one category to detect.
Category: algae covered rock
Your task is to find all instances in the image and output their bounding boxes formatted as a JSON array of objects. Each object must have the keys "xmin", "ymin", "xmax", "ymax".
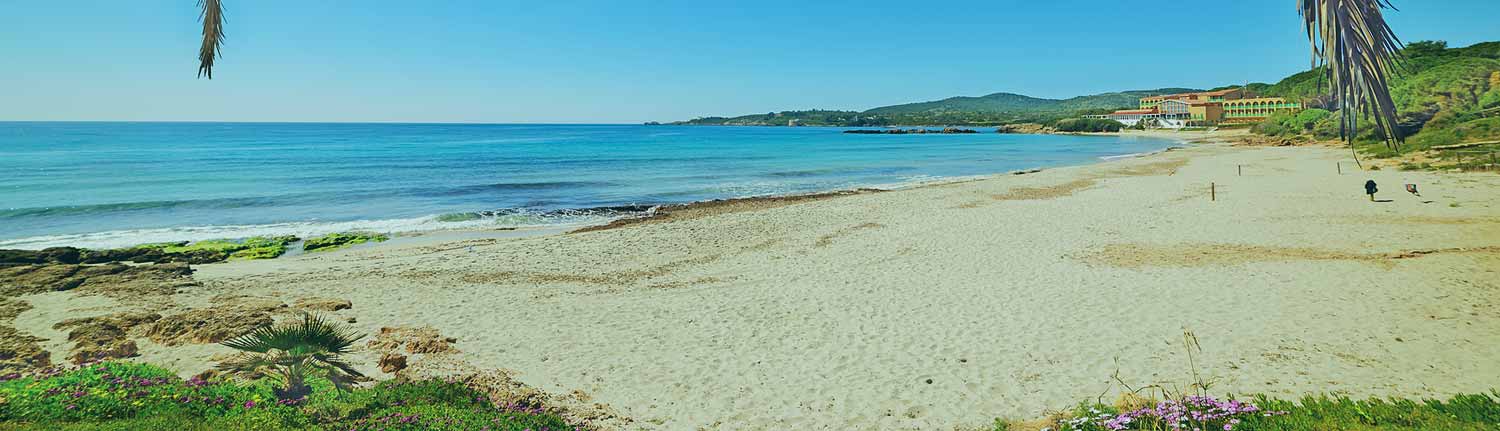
[
  {"xmin": 77, "ymin": 236, "xmax": 299, "ymax": 265},
  {"xmin": 0, "ymin": 297, "xmax": 51, "ymax": 375},
  {"xmin": 303, "ymin": 232, "xmax": 390, "ymax": 252},
  {"xmin": 0, "ymin": 326, "xmax": 50, "ymax": 376},
  {"xmin": 0, "ymin": 247, "xmax": 84, "ymax": 265},
  {"xmin": 0, "ymin": 263, "xmax": 194, "ymax": 298}
]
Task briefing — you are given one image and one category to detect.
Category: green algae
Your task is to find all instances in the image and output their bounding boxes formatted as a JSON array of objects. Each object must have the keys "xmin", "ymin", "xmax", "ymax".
[
  {"xmin": 302, "ymin": 232, "xmax": 389, "ymax": 253},
  {"xmin": 79, "ymin": 236, "xmax": 300, "ymax": 264}
]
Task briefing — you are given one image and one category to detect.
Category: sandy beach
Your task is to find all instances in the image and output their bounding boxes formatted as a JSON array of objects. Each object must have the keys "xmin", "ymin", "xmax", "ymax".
[{"xmin": 11, "ymin": 133, "xmax": 1500, "ymax": 430}]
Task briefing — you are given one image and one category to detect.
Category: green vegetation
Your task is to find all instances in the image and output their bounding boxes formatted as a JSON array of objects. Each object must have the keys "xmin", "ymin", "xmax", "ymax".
[
  {"xmin": 1053, "ymin": 118, "xmax": 1125, "ymax": 133},
  {"xmin": 0, "ymin": 362, "xmax": 573, "ymax": 431},
  {"xmin": 992, "ymin": 392, "xmax": 1500, "ymax": 431},
  {"xmin": 672, "ymin": 89, "xmax": 1199, "ymax": 127},
  {"xmin": 167, "ymin": 236, "xmax": 299, "ymax": 260},
  {"xmin": 1251, "ymin": 108, "xmax": 1337, "ymax": 139},
  {"xmin": 302, "ymin": 232, "xmax": 390, "ymax": 253},
  {"xmin": 77, "ymin": 236, "xmax": 300, "ymax": 264},
  {"xmin": 1255, "ymin": 40, "xmax": 1500, "ymax": 166},
  {"xmin": 217, "ymin": 314, "xmax": 365, "ymax": 399}
]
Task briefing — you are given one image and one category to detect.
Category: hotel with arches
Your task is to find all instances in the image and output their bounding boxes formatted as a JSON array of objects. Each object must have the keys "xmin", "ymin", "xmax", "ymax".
[{"xmin": 1087, "ymin": 88, "xmax": 1302, "ymax": 128}]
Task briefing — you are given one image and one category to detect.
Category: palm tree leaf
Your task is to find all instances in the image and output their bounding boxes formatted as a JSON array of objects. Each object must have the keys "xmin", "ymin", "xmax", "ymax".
[
  {"xmin": 313, "ymin": 353, "xmax": 368, "ymax": 392},
  {"xmin": 314, "ymin": 353, "xmax": 367, "ymax": 379},
  {"xmin": 215, "ymin": 353, "xmax": 275, "ymax": 379},
  {"xmin": 220, "ymin": 313, "xmax": 365, "ymax": 354},
  {"xmin": 1298, "ymin": 0, "xmax": 1405, "ymax": 150},
  {"xmin": 197, "ymin": 0, "xmax": 225, "ymax": 79}
]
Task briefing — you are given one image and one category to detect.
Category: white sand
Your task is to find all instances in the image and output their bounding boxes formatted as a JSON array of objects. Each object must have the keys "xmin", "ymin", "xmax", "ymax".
[{"xmin": 17, "ymin": 138, "xmax": 1500, "ymax": 430}]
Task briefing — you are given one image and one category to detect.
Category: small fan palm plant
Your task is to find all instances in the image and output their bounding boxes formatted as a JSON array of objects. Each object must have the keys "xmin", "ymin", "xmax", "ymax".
[{"xmin": 217, "ymin": 313, "xmax": 367, "ymax": 400}]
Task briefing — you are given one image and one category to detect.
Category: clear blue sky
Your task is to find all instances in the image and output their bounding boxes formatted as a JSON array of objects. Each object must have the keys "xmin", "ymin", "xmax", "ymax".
[{"xmin": 2, "ymin": 0, "xmax": 1496, "ymax": 123}]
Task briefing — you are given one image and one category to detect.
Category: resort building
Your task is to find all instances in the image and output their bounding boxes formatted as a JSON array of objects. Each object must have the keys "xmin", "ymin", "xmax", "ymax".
[
  {"xmin": 1138, "ymin": 88, "xmax": 1246, "ymax": 109},
  {"xmin": 1220, "ymin": 97, "xmax": 1303, "ymax": 123},
  {"xmin": 1104, "ymin": 88, "xmax": 1300, "ymax": 128}
]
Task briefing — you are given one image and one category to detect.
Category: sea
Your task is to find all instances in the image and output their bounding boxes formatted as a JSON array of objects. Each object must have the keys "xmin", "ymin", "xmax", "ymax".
[{"xmin": 0, "ymin": 122, "xmax": 1175, "ymax": 249}]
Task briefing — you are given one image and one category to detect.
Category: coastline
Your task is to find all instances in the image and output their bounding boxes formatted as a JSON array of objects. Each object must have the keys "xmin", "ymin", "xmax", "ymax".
[
  {"xmin": 0, "ymin": 130, "xmax": 1188, "ymax": 251},
  {"xmin": 9, "ymin": 130, "xmax": 1499, "ymax": 429}
]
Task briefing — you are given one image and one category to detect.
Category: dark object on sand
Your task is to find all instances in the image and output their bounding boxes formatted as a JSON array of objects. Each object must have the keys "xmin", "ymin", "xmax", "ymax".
[
  {"xmin": 1365, "ymin": 180, "xmax": 1379, "ymax": 201},
  {"xmin": 1405, "ymin": 183, "xmax": 1420, "ymax": 196}
]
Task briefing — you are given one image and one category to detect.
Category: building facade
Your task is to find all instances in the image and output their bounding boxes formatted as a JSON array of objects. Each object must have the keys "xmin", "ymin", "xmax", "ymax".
[
  {"xmin": 1220, "ymin": 97, "xmax": 1303, "ymax": 123},
  {"xmin": 1111, "ymin": 88, "xmax": 1299, "ymax": 128}
]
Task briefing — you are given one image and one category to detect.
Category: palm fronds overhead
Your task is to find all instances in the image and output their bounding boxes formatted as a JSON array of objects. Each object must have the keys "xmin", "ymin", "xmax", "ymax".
[
  {"xmin": 1298, "ymin": 0, "xmax": 1404, "ymax": 149},
  {"xmin": 197, "ymin": 0, "xmax": 224, "ymax": 79}
]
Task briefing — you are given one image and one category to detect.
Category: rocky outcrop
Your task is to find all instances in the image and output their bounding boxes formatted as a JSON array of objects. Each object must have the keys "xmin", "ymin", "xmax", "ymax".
[
  {"xmin": 294, "ymin": 297, "xmax": 353, "ymax": 312},
  {"xmin": 147, "ymin": 296, "xmax": 286, "ymax": 346},
  {"xmin": 1, "ymin": 236, "xmax": 300, "ymax": 268},
  {"xmin": 0, "ymin": 297, "xmax": 49, "ymax": 376},
  {"xmin": 0, "ymin": 247, "xmax": 82, "ymax": 265},
  {"xmin": 303, "ymin": 232, "xmax": 389, "ymax": 253},
  {"xmin": 996, "ymin": 123, "xmax": 1056, "ymax": 134},
  {"xmin": 0, "ymin": 326, "xmax": 49, "ymax": 376},
  {"xmin": 0, "ymin": 263, "xmax": 194, "ymax": 298},
  {"xmin": 368, "ymin": 326, "xmax": 459, "ymax": 355},
  {"xmin": 53, "ymin": 311, "xmax": 162, "ymax": 364},
  {"xmin": 378, "ymin": 353, "xmax": 409, "ymax": 374}
]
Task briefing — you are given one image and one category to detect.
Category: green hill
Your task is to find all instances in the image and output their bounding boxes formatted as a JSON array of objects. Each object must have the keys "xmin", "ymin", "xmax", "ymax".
[
  {"xmin": 671, "ymin": 88, "xmax": 1199, "ymax": 126},
  {"xmin": 865, "ymin": 88, "xmax": 1199, "ymax": 115},
  {"xmin": 1252, "ymin": 40, "xmax": 1500, "ymax": 165}
]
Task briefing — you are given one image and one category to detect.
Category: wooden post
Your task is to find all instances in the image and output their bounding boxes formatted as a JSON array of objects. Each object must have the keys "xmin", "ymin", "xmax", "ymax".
[
  {"xmin": 1337, "ymin": 162, "xmax": 1342, "ymax": 175},
  {"xmin": 1238, "ymin": 165, "xmax": 1242, "ymax": 176},
  {"xmin": 1211, "ymin": 182, "xmax": 1216, "ymax": 201}
]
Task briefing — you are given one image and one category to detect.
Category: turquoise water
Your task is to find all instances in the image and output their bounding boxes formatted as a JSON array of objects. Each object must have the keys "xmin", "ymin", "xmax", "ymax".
[{"xmin": 0, "ymin": 122, "xmax": 1173, "ymax": 249}]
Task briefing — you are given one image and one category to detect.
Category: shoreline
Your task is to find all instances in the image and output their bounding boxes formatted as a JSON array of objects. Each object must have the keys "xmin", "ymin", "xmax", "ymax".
[{"xmin": 0, "ymin": 132, "xmax": 1196, "ymax": 251}]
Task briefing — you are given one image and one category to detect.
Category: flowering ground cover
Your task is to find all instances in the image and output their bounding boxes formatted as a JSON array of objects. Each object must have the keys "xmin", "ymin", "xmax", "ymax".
[
  {"xmin": 0, "ymin": 362, "xmax": 575, "ymax": 431},
  {"xmin": 993, "ymin": 392, "xmax": 1500, "ymax": 431}
]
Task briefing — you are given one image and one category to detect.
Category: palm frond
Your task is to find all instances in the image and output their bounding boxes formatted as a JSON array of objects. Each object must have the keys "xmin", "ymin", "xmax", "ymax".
[
  {"xmin": 313, "ymin": 353, "xmax": 367, "ymax": 379},
  {"xmin": 1298, "ymin": 0, "xmax": 1405, "ymax": 149},
  {"xmin": 197, "ymin": 0, "xmax": 225, "ymax": 79},
  {"xmin": 221, "ymin": 313, "xmax": 365, "ymax": 354},
  {"xmin": 215, "ymin": 353, "xmax": 275, "ymax": 378}
]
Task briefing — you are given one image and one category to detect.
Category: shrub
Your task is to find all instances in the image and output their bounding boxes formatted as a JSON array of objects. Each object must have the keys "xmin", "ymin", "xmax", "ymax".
[
  {"xmin": 1055, "ymin": 118, "xmax": 1125, "ymax": 133},
  {"xmin": 218, "ymin": 314, "xmax": 366, "ymax": 399}
]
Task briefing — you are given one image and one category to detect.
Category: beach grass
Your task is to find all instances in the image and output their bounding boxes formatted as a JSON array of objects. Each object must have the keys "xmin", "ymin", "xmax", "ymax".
[{"xmin": 0, "ymin": 362, "xmax": 574, "ymax": 431}]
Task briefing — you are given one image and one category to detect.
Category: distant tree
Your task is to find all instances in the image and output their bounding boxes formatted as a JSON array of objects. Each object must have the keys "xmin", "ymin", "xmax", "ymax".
[{"xmin": 1403, "ymin": 40, "xmax": 1449, "ymax": 57}]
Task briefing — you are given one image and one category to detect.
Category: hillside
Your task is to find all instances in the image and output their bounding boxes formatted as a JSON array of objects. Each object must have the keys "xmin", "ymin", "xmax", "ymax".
[
  {"xmin": 1252, "ymin": 40, "xmax": 1500, "ymax": 167},
  {"xmin": 865, "ymin": 88, "xmax": 1199, "ymax": 115},
  {"xmin": 671, "ymin": 88, "xmax": 1198, "ymax": 126}
]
